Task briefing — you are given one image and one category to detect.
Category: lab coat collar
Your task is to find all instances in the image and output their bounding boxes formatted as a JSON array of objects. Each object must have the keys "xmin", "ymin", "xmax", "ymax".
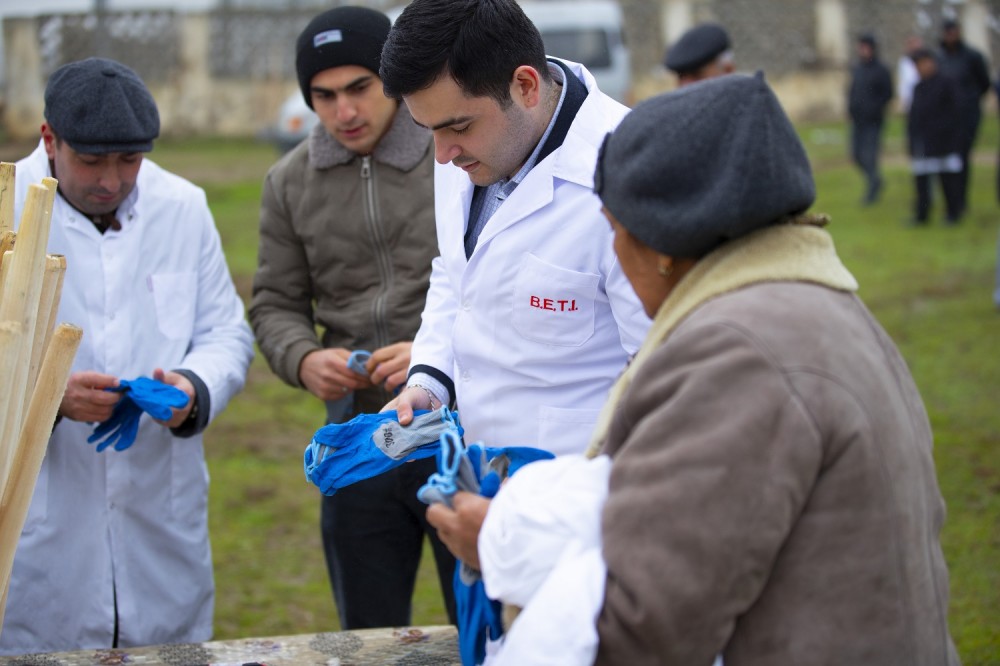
[
  {"xmin": 42, "ymin": 151, "xmax": 142, "ymax": 237},
  {"xmin": 459, "ymin": 61, "xmax": 624, "ymax": 258}
]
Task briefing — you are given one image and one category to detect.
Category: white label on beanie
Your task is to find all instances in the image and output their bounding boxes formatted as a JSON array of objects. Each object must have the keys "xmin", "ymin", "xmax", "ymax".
[{"xmin": 314, "ymin": 30, "xmax": 343, "ymax": 47}]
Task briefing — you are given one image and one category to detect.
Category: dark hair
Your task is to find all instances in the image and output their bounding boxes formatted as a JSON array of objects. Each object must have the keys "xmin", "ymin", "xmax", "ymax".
[
  {"xmin": 380, "ymin": 0, "xmax": 551, "ymax": 107},
  {"xmin": 910, "ymin": 47, "xmax": 937, "ymax": 64}
]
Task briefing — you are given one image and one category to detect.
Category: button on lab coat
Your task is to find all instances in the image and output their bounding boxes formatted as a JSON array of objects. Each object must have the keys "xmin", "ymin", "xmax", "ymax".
[
  {"xmin": 0, "ymin": 143, "xmax": 254, "ymax": 653},
  {"xmin": 411, "ymin": 60, "xmax": 650, "ymax": 456}
]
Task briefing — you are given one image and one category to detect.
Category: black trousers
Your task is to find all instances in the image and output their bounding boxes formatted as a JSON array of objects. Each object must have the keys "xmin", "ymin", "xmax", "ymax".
[
  {"xmin": 915, "ymin": 171, "xmax": 964, "ymax": 222},
  {"xmin": 955, "ymin": 107, "xmax": 982, "ymax": 215},
  {"xmin": 851, "ymin": 120, "xmax": 884, "ymax": 202},
  {"xmin": 320, "ymin": 455, "xmax": 458, "ymax": 629}
]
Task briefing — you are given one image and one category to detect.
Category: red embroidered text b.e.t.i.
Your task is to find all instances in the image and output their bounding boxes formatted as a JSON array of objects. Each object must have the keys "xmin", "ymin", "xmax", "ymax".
[{"xmin": 529, "ymin": 296, "xmax": 579, "ymax": 312}]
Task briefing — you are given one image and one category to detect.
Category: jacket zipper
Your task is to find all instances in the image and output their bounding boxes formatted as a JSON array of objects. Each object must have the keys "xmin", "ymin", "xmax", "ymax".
[{"xmin": 361, "ymin": 155, "xmax": 393, "ymax": 355}]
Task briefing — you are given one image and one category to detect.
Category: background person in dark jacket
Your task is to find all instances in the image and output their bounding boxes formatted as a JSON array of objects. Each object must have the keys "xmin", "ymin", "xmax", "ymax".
[
  {"xmin": 938, "ymin": 18, "xmax": 990, "ymax": 218},
  {"xmin": 848, "ymin": 32, "xmax": 893, "ymax": 205},
  {"xmin": 907, "ymin": 48, "xmax": 964, "ymax": 225}
]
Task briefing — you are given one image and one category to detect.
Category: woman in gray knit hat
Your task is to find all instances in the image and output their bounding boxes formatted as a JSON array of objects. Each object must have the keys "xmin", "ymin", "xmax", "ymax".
[{"xmin": 581, "ymin": 71, "xmax": 959, "ymax": 665}]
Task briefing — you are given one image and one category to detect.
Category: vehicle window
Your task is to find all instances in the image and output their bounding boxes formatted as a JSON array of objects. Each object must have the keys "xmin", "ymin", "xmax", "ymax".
[{"xmin": 540, "ymin": 28, "xmax": 612, "ymax": 69}]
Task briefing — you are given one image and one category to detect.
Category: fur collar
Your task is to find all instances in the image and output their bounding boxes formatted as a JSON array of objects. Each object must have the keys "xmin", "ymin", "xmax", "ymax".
[
  {"xmin": 586, "ymin": 217, "xmax": 858, "ymax": 457},
  {"xmin": 307, "ymin": 103, "xmax": 430, "ymax": 172}
]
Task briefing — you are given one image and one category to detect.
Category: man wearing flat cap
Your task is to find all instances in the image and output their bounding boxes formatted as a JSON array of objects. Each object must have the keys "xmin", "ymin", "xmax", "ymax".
[
  {"xmin": 664, "ymin": 22, "xmax": 735, "ymax": 86},
  {"xmin": 248, "ymin": 6, "xmax": 455, "ymax": 630},
  {"xmin": 1, "ymin": 57, "xmax": 253, "ymax": 653}
]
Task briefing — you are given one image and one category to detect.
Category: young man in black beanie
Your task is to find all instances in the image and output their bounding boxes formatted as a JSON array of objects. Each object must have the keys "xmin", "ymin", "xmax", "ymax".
[{"xmin": 248, "ymin": 5, "xmax": 456, "ymax": 630}]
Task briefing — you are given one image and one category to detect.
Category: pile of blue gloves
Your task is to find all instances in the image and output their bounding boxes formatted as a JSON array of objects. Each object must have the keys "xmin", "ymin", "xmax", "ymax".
[
  {"xmin": 303, "ymin": 407, "xmax": 463, "ymax": 496},
  {"xmin": 87, "ymin": 377, "xmax": 190, "ymax": 452},
  {"xmin": 304, "ymin": 403, "xmax": 555, "ymax": 666},
  {"xmin": 417, "ymin": 427, "xmax": 554, "ymax": 666}
]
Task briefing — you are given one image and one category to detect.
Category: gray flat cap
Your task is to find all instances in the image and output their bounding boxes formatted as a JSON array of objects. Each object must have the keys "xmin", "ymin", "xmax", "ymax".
[
  {"xmin": 44, "ymin": 57, "xmax": 160, "ymax": 154},
  {"xmin": 665, "ymin": 23, "xmax": 731, "ymax": 73},
  {"xmin": 594, "ymin": 72, "xmax": 815, "ymax": 259}
]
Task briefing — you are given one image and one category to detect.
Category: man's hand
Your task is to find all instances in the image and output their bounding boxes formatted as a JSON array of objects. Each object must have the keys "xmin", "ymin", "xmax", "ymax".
[
  {"xmin": 426, "ymin": 491, "xmax": 491, "ymax": 569},
  {"xmin": 299, "ymin": 348, "xmax": 374, "ymax": 400},
  {"xmin": 152, "ymin": 368, "xmax": 196, "ymax": 428},
  {"xmin": 59, "ymin": 371, "xmax": 122, "ymax": 423},
  {"xmin": 379, "ymin": 385, "xmax": 435, "ymax": 425},
  {"xmin": 367, "ymin": 341, "xmax": 412, "ymax": 393}
]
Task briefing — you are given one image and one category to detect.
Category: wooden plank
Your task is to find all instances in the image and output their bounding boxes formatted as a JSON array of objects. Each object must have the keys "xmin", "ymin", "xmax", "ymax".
[
  {"xmin": 0, "ymin": 324, "xmax": 82, "ymax": 629},
  {"xmin": 0, "ymin": 185, "xmax": 54, "ymax": 491},
  {"xmin": 0, "ymin": 163, "xmax": 14, "ymax": 236}
]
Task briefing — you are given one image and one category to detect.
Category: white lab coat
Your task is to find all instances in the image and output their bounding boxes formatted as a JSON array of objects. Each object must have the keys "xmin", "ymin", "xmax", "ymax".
[
  {"xmin": 0, "ymin": 143, "xmax": 254, "ymax": 653},
  {"xmin": 411, "ymin": 60, "xmax": 649, "ymax": 456}
]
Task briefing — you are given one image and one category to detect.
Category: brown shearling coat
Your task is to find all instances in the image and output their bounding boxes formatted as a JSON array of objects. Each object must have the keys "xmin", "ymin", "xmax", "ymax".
[{"xmin": 595, "ymin": 280, "xmax": 959, "ymax": 665}]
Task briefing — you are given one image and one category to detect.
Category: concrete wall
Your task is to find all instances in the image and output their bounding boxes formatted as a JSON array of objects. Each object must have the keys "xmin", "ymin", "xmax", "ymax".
[{"xmin": 2, "ymin": 11, "xmax": 302, "ymax": 141}]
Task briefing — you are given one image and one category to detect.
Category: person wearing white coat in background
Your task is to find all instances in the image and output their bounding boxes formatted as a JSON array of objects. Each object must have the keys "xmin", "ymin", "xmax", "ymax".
[
  {"xmin": 379, "ymin": 0, "xmax": 649, "ymax": 455},
  {"xmin": 0, "ymin": 58, "xmax": 253, "ymax": 654}
]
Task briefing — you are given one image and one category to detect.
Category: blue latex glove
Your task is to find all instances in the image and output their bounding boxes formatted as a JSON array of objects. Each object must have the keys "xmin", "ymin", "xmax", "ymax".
[
  {"xmin": 417, "ymin": 431, "xmax": 554, "ymax": 665},
  {"xmin": 346, "ymin": 349, "xmax": 372, "ymax": 375},
  {"xmin": 303, "ymin": 407, "xmax": 462, "ymax": 496},
  {"xmin": 87, "ymin": 397, "xmax": 143, "ymax": 452},
  {"xmin": 345, "ymin": 348, "xmax": 403, "ymax": 395},
  {"xmin": 87, "ymin": 377, "xmax": 190, "ymax": 452}
]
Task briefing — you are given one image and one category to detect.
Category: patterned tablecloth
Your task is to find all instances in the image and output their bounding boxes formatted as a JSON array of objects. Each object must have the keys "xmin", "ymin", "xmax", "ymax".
[{"xmin": 0, "ymin": 626, "xmax": 460, "ymax": 666}]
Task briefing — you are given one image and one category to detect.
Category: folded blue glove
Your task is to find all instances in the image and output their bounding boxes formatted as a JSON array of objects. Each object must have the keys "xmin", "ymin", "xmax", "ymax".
[
  {"xmin": 87, "ymin": 377, "xmax": 190, "ymax": 452},
  {"xmin": 346, "ymin": 349, "xmax": 372, "ymax": 375},
  {"xmin": 417, "ymin": 431, "xmax": 554, "ymax": 665},
  {"xmin": 304, "ymin": 407, "xmax": 463, "ymax": 496},
  {"xmin": 454, "ymin": 571, "xmax": 504, "ymax": 666}
]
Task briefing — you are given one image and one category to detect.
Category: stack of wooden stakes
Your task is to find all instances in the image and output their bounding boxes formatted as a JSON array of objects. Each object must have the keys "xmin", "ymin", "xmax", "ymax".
[{"xmin": 0, "ymin": 162, "xmax": 83, "ymax": 627}]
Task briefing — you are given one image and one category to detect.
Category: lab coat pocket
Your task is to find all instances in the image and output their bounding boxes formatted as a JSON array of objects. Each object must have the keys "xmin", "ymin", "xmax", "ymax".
[
  {"xmin": 150, "ymin": 271, "xmax": 197, "ymax": 341},
  {"xmin": 513, "ymin": 254, "xmax": 599, "ymax": 347},
  {"xmin": 538, "ymin": 406, "xmax": 601, "ymax": 458}
]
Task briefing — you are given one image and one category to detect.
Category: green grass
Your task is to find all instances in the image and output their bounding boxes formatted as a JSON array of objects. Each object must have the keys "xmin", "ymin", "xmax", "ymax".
[{"xmin": 133, "ymin": 120, "xmax": 1000, "ymax": 662}]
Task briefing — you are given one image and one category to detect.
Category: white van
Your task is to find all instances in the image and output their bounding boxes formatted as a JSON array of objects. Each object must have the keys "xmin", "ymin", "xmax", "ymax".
[{"xmin": 519, "ymin": 0, "xmax": 631, "ymax": 103}]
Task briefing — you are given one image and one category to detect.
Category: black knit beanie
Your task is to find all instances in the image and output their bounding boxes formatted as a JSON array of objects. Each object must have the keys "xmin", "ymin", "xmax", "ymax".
[
  {"xmin": 295, "ymin": 6, "xmax": 391, "ymax": 109},
  {"xmin": 594, "ymin": 72, "xmax": 815, "ymax": 259}
]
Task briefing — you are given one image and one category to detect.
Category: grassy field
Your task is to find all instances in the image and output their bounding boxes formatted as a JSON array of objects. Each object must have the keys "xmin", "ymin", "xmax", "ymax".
[{"xmin": 7, "ymin": 112, "xmax": 997, "ymax": 661}]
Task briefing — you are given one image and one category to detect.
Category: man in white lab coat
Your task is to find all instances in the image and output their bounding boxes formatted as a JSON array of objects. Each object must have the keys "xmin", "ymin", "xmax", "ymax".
[
  {"xmin": 0, "ymin": 58, "xmax": 253, "ymax": 654},
  {"xmin": 379, "ymin": 0, "xmax": 649, "ymax": 459}
]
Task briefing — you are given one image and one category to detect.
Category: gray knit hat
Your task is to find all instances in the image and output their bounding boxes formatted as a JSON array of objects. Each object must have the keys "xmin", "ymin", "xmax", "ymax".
[
  {"xmin": 594, "ymin": 72, "xmax": 815, "ymax": 259},
  {"xmin": 44, "ymin": 57, "xmax": 160, "ymax": 154},
  {"xmin": 296, "ymin": 6, "xmax": 391, "ymax": 109}
]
